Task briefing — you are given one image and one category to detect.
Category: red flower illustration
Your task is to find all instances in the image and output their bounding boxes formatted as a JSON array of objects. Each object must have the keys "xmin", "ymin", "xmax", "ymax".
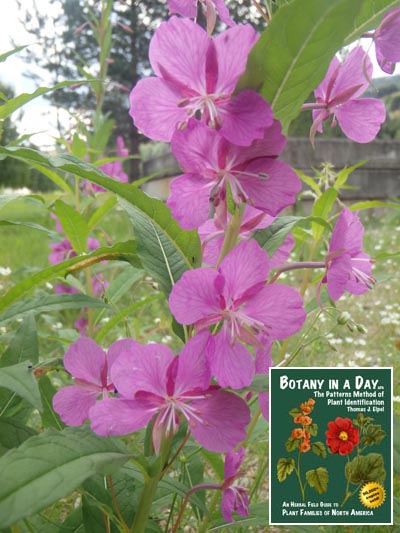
[{"xmin": 326, "ymin": 417, "xmax": 359, "ymax": 455}]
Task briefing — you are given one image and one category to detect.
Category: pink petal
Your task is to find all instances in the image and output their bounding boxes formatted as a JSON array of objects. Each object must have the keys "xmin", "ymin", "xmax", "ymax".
[
  {"xmin": 258, "ymin": 392, "xmax": 270, "ymax": 421},
  {"xmin": 89, "ymin": 398, "xmax": 156, "ymax": 436},
  {"xmin": 230, "ymin": 120, "xmax": 286, "ymax": 166},
  {"xmin": 211, "ymin": 330, "xmax": 255, "ymax": 389},
  {"xmin": 224, "ymin": 447, "xmax": 245, "ymax": 479},
  {"xmin": 174, "ymin": 331, "xmax": 212, "ymax": 394},
  {"xmin": 329, "ymin": 208, "xmax": 364, "ymax": 254},
  {"xmin": 333, "ymin": 47, "xmax": 371, "ymax": 99},
  {"xmin": 347, "ymin": 252, "xmax": 372, "ymax": 296},
  {"xmin": 376, "ymin": 46, "xmax": 396, "ymax": 74},
  {"xmin": 171, "ymin": 120, "xmax": 221, "ymax": 175},
  {"xmin": 64, "ymin": 337, "xmax": 107, "ymax": 387},
  {"xmin": 314, "ymin": 55, "xmax": 340, "ymax": 101},
  {"xmin": 221, "ymin": 487, "xmax": 249, "ymax": 522},
  {"xmin": 375, "ymin": 8, "xmax": 400, "ymax": 63},
  {"xmin": 243, "ymin": 284, "xmax": 306, "ymax": 340},
  {"xmin": 213, "ymin": 0, "xmax": 235, "ymax": 27},
  {"xmin": 214, "ymin": 25, "xmax": 258, "ymax": 94},
  {"xmin": 239, "ymin": 159, "xmax": 301, "ymax": 216},
  {"xmin": 167, "ymin": 0, "xmax": 197, "ymax": 18},
  {"xmin": 111, "ymin": 344, "xmax": 175, "ymax": 398},
  {"xmin": 149, "ymin": 17, "xmax": 209, "ymax": 91},
  {"xmin": 326, "ymin": 253, "xmax": 352, "ymax": 301},
  {"xmin": 107, "ymin": 338, "xmax": 141, "ymax": 373},
  {"xmin": 335, "ymin": 98, "xmax": 386, "ymax": 143},
  {"xmin": 255, "ymin": 337, "xmax": 273, "ymax": 374},
  {"xmin": 53, "ymin": 386, "xmax": 98, "ymax": 426},
  {"xmin": 129, "ymin": 77, "xmax": 187, "ymax": 142},
  {"xmin": 167, "ymin": 174, "xmax": 214, "ymax": 230},
  {"xmin": 219, "ymin": 90, "xmax": 273, "ymax": 146},
  {"xmin": 169, "ymin": 268, "xmax": 223, "ymax": 325},
  {"xmin": 219, "ymin": 240, "xmax": 269, "ymax": 300},
  {"xmin": 189, "ymin": 389, "xmax": 250, "ymax": 452}
]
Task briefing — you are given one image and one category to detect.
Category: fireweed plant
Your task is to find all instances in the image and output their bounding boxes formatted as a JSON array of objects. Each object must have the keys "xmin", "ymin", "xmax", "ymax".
[{"xmin": 0, "ymin": 0, "xmax": 399, "ymax": 531}]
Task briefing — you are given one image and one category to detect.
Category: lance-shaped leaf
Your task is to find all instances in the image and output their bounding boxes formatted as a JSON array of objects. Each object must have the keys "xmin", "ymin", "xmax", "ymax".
[
  {"xmin": 344, "ymin": 0, "xmax": 400, "ymax": 44},
  {"xmin": 0, "ymin": 426, "xmax": 132, "ymax": 529},
  {"xmin": 0, "ymin": 241, "xmax": 139, "ymax": 313},
  {"xmin": 0, "ymin": 313, "xmax": 38, "ymax": 367},
  {"xmin": 312, "ymin": 188, "xmax": 337, "ymax": 241},
  {"xmin": 0, "ymin": 417, "xmax": 37, "ymax": 455},
  {"xmin": 0, "ymin": 362, "xmax": 42, "ymax": 411},
  {"xmin": 53, "ymin": 199, "xmax": 89, "ymax": 255},
  {"xmin": 0, "ymin": 147, "xmax": 201, "ymax": 296},
  {"xmin": 305, "ymin": 467, "xmax": 329, "ymax": 494},
  {"xmin": 0, "ymin": 294, "xmax": 109, "ymax": 326},
  {"xmin": 236, "ymin": 0, "xmax": 364, "ymax": 131}
]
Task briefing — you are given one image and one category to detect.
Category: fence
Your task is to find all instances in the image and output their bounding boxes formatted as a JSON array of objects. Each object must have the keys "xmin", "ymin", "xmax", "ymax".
[{"xmin": 141, "ymin": 138, "xmax": 400, "ymax": 201}]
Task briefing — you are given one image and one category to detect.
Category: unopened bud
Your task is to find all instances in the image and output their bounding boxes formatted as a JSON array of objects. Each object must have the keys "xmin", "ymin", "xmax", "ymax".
[
  {"xmin": 356, "ymin": 324, "xmax": 367, "ymax": 334},
  {"xmin": 346, "ymin": 322, "xmax": 355, "ymax": 332},
  {"xmin": 337, "ymin": 312, "xmax": 351, "ymax": 325}
]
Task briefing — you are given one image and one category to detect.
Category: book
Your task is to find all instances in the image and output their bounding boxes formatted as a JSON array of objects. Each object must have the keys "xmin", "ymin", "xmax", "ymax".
[{"xmin": 269, "ymin": 367, "xmax": 392, "ymax": 525}]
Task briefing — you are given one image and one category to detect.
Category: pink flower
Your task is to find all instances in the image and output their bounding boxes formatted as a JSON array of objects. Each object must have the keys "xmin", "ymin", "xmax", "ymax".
[
  {"xmin": 373, "ymin": 8, "xmax": 400, "ymax": 74},
  {"xmin": 199, "ymin": 205, "xmax": 295, "ymax": 266},
  {"xmin": 129, "ymin": 17, "xmax": 272, "ymax": 146},
  {"xmin": 221, "ymin": 447, "xmax": 249, "ymax": 522},
  {"xmin": 53, "ymin": 337, "xmax": 138, "ymax": 426},
  {"xmin": 49, "ymin": 239, "xmax": 76, "ymax": 265},
  {"xmin": 324, "ymin": 208, "xmax": 374, "ymax": 301},
  {"xmin": 167, "ymin": 0, "xmax": 235, "ymax": 34},
  {"xmin": 169, "ymin": 240, "xmax": 306, "ymax": 389},
  {"xmin": 167, "ymin": 120, "xmax": 300, "ymax": 230},
  {"xmin": 311, "ymin": 47, "xmax": 386, "ymax": 143},
  {"xmin": 89, "ymin": 332, "xmax": 250, "ymax": 453},
  {"xmin": 86, "ymin": 136, "xmax": 129, "ymax": 194}
]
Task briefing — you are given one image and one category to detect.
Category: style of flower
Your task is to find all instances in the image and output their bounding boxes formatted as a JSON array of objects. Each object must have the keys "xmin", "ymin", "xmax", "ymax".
[
  {"xmin": 167, "ymin": 120, "xmax": 300, "ymax": 230},
  {"xmin": 85, "ymin": 136, "xmax": 129, "ymax": 194},
  {"xmin": 310, "ymin": 46, "xmax": 386, "ymax": 143},
  {"xmin": 373, "ymin": 8, "xmax": 400, "ymax": 74},
  {"xmin": 129, "ymin": 17, "xmax": 273, "ymax": 146},
  {"xmin": 199, "ymin": 205, "xmax": 295, "ymax": 266},
  {"xmin": 53, "ymin": 337, "xmax": 138, "ymax": 426},
  {"xmin": 324, "ymin": 208, "xmax": 375, "ymax": 301},
  {"xmin": 325, "ymin": 417, "xmax": 360, "ymax": 455},
  {"xmin": 169, "ymin": 240, "xmax": 306, "ymax": 389},
  {"xmin": 221, "ymin": 447, "xmax": 249, "ymax": 522},
  {"xmin": 167, "ymin": 0, "xmax": 235, "ymax": 35},
  {"xmin": 89, "ymin": 332, "xmax": 250, "ymax": 453}
]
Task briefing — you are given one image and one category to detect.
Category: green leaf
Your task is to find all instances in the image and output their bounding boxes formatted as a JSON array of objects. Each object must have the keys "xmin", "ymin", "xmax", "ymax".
[
  {"xmin": 277, "ymin": 457, "xmax": 295, "ymax": 481},
  {"xmin": 361, "ymin": 424, "xmax": 386, "ymax": 447},
  {"xmin": 285, "ymin": 437, "xmax": 300, "ymax": 452},
  {"xmin": 344, "ymin": 0, "xmax": 400, "ymax": 44},
  {"xmin": 0, "ymin": 147, "xmax": 201, "ymax": 296},
  {"xmin": 345, "ymin": 453, "xmax": 386, "ymax": 485},
  {"xmin": 200, "ymin": 450, "xmax": 224, "ymax": 481},
  {"xmin": 38, "ymin": 375, "xmax": 66, "ymax": 430},
  {"xmin": 305, "ymin": 467, "xmax": 329, "ymax": 494},
  {"xmin": 308, "ymin": 422, "xmax": 318, "ymax": 437},
  {"xmin": 237, "ymin": 0, "xmax": 364, "ymax": 131},
  {"xmin": 0, "ymin": 313, "xmax": 38, "ymax": 367},
  {"xmin": 0, "ymin": 241, "xmax": 139, "ymax": 314},
  {"xmin": 311, "ymin": 441, "xmax": 327, "ymax": 458},
  {"xmin": 0, "ymin": 220, "xmax": 56, "ymax": 236},
  {"xmin": 0, "ymin": 45, "xmax": 28, "ymax": 63},
  {"xmin": 88, "ymin": 195, "xmax": 117, "ymax": 229},
  {"xmin": 333, "ymin": 161, "xmax": 366, "ymax": 190},
  {"xmin": 0, "ymin": 426, "xmax": 131, "ymax": 529},
  {"xmin": 0, "ymin": 80, "xmax": 88, "ymax": 119},
  {"xmin": 0, "ymin": 294, "xmax": 109, "ymax": 326},
  {"xmin": 311, "ymin": 188, "xmax": 337, "ymax": 240},
  {"xmin": 0, "ymin": 362, "xmax": 42, "ymax": 411},
  {"xmin": 208, "ymin": 502, "xmax": 269, "ymax": 530},
  {"xmin": 54, "ymin": 200, "xmax": 89, "ymax": 255},
  {"xmin": 349, "ymin": 200, "xmax": 400, "ymax": 211},
  {"xmin": 253, "ymin": 215, "xmax": 330, "ymax": 256},
  {"xmin": 296, "ymin": 170, "xmax": 321, "ymax": 196},
  {"xmin": 0, "ymin": 417, "xmax": 37, "ymax": 454},
  {"xmin": 27, "ymin": 162, "xmax": 73, "ymax": 193}
]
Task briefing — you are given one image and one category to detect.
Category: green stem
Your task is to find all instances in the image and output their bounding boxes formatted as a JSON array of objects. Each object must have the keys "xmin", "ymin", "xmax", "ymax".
[
  {"xmin": 216, "ymin": 208, "xmax": 243, "ymax": 266},
  {"xmin": 295, "ymin": 450, "xmax": 306, "ymax": 501},
  {"xmin": 198, "ymin": 489, "xmax": 221, "ymax": 533}
]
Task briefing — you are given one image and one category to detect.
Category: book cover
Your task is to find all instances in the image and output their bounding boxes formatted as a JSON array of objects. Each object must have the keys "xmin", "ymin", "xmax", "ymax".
[{"xmin": 269, "ymin": 367, "xmax": 392, "ymax": 525}]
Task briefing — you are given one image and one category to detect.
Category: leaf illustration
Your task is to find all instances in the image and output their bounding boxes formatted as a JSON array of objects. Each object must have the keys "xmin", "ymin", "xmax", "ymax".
[{"xmin": 277, "ymin": 458, "xmax": 295, "ymax": 482}]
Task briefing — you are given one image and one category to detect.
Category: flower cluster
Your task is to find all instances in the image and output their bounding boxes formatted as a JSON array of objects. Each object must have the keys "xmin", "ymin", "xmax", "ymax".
[{"xmin": 292, "ymin": 398, "xmax": 316, "ymax": 453}]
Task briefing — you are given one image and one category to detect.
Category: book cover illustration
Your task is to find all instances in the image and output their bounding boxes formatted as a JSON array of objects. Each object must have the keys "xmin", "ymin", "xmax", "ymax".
[{"xmin": 269, "ymin": 367, "xmax": 392, "ymax": 525}]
